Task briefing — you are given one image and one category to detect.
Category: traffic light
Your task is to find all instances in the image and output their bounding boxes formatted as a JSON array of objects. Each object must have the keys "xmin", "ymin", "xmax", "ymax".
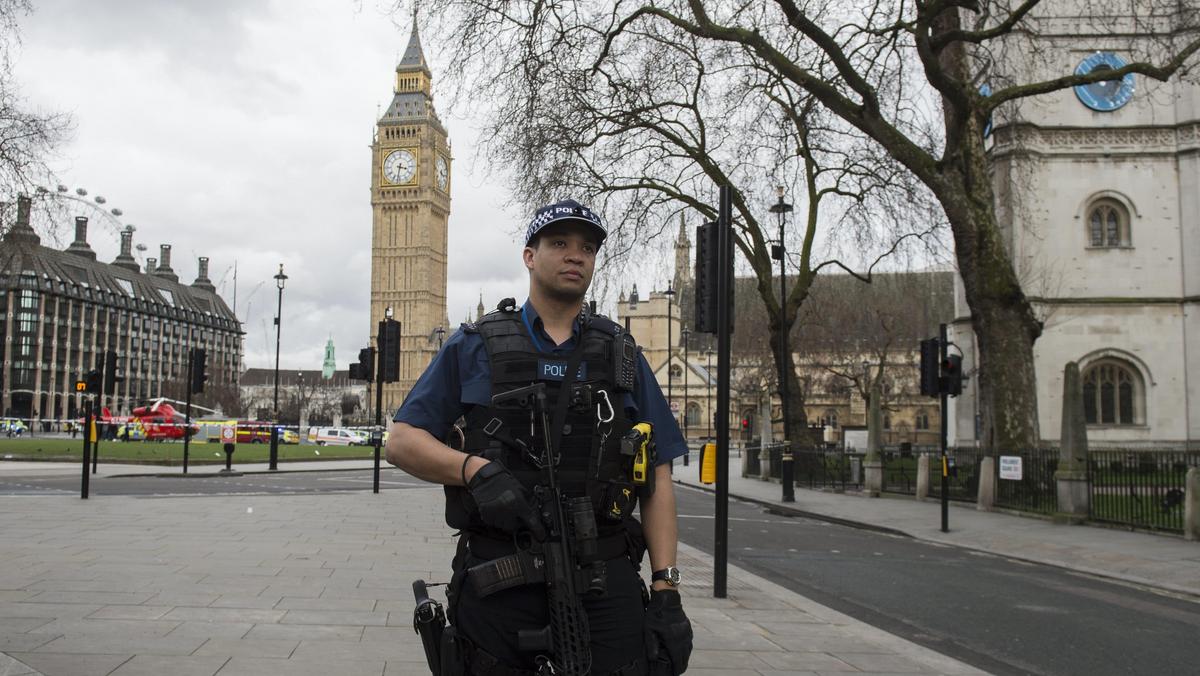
[
  {"xmin": 102, "ymin": 350, "xmax": 123, "ymax": 396},
  {"xmin": 941, "ymin": 353, "xmax": 963, "ymax": 397},
  {"xmin": 349, "ymin": 347, "xmax": 375, "ymax": 382},
  {"xmin": 379, "ymin": 319, "xmax": 401, "ymax": 383},
  {"xmin": 919, "ymin": 338, "xmax": 940, "ymax": 397},
  {"xmin": 741, "ymin": 417, "xmax": 750, "ymax": 431},
  {"xmin": 190, "ymin": 348, "xmax": 208, "ymax": 394},
  {"xmin": 694, "ymin": 222, "xmax": 734, "ymax": 334},
  {"xmin": 83, "ymin": 369, "xmax": 102, "ymax": 394}
]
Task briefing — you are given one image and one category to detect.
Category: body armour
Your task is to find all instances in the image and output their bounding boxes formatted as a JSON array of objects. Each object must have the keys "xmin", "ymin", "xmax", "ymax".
[{"xmin": 445, "ymin": 305, "xmax": 638, "ymax": 539}]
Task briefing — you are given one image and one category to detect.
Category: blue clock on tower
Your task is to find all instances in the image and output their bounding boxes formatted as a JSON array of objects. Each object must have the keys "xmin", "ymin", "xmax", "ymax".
[{"xmin": 1074, "ymin": 52, "xmax": 1136, "ymax": 112}]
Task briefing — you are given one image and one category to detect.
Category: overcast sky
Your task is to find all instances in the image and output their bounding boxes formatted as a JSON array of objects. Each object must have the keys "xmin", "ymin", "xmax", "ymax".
[{"xmin": 13, "ymin": 0, "xmax": 600, "ymax": 371}]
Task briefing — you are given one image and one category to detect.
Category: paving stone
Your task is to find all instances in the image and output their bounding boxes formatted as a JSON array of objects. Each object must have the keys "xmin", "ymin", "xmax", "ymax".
[
  {"xmin": 0, "ymin": 634, "xmax": 58, "ymax": 652},
  {"xmin": 243, "ymin": 623, "xmax": 364, "ymax": 641},
  {"xmin": 164, "ymin": 622, "xmax": 254, "ymax": 640},
  {"xmin": 274, "ymin": 596, "xmax": 375, "ymax": 611},
  {"xmin": 279, "ymin": 609, "xmax": 389, "ymax": 626},
  {"xmin": 86, "ymin": 605, "xmax": 175, "ymax": 621},
  {"xmin": 27, "ymin": 618, "xmax": 179, "ymax": 637},
  {"xmin": 192, "ymin": 637, "xmax": 298, "ymax": 658},
  {"xmin": 161, "ymin": 607, "xmax": 284, "ymax": 624},
  {"xmin": 27, "ymin": 591, "xmax": 155, "ymax": 606},
  {"xmin": 8, "ymin": 652, "xmax": 130, "ymax": 676},
  {"xmin": 31, "ymin": 634, "xmax": 206, "ymax": 656},
  {"xmin": 757, "ymin": 651, "xmax": 859, "ymax": 671},
  {"xmin": 215, "ymin": 657, "xmax": 385, "ymax": 676},
  {"xmin": 208, "ymin": 595, "xmax": 283, "ymax": 610},
  {"xmin": 107, "ymin": 655, "xmax": 229, "ymax": 676},
  {"xmin": 0, "ymin": 618, "xmax": 52, "ymax": 633},
  {"xmin": 828, "ymin": 652, "xmax": 933, "ymax": 673}
]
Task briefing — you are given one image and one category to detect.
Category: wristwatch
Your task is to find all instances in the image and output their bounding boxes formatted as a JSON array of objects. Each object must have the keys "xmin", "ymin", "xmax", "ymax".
[{"xmin": 651, "ymin": 566, "xmax": 681, "ymax": 587}]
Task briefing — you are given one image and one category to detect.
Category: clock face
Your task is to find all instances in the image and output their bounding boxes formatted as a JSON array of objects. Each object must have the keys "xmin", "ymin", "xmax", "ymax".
[
  {"xmin": 1074, "ymin": 52, "xmax": 1135, "ymax": 112},
  {"xmin": 435, "ymin": 156, "xmax": 449, "ymax": 190},
  {"xmin": 383, "ymin": 149, "xmax": 416, "ymax": 184}
]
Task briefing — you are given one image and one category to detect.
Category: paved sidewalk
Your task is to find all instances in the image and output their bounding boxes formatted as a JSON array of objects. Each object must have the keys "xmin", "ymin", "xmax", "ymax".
[
  {"xmin": 0, "ymin": 470, "xmax": 983, "ymax": 676},
  {"xmin": 673, "ymin": 465, "xmax": 1200, "ymax": 598}
]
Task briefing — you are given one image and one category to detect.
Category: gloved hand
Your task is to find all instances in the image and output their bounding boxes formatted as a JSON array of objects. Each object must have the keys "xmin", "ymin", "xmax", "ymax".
[
  {"xmin": 644, "ymin": 588, "xmax": 693, "ymax": 675},
  {"xmin": 467, "ymin": 461, "xmax": 545, "ymax": 539}
]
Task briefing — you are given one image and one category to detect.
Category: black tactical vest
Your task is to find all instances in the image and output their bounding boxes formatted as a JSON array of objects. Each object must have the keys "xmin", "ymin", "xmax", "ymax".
[{"xmin": 445, "ymin": 305, "xmax": 638, "ymax": 537}]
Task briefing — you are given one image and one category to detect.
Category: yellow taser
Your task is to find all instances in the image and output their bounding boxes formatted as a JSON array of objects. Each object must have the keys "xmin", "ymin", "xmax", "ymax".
[{"xmin": 623, "ymin": 422, "xmax": 654, "ymax": 485}]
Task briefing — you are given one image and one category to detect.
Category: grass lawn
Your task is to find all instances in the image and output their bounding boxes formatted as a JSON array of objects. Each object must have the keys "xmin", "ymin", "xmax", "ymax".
[{"xmin": 0, "ymin": 437, "xmax": 376, "ymax": 465}]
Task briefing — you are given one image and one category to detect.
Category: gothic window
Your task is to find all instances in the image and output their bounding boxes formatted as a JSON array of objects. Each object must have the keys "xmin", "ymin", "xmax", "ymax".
[
  {"xmin": 1086, "ymin": 200, "xmax": 1130, "ymax": 248},
  {"xmin": 883, "ymin": 414, "xmax": 892, "ymax": 430},
  {"xmin": 1082, "ymin": 359, "xmax": 1143, "ymax": 425},
  {"xmin": 686, "ymin": 402, "xmax": 701, "ymax": 428},
  {"xmin": 669, "ymin": 364, "xmax": 682, "ymax": 381}
]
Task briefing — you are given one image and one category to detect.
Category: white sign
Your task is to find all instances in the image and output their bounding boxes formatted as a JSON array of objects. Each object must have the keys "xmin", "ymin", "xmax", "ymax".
[
  {"xmin": 843, "ymin": 430, "xmax": 868, "ymax": 451},
  {"xmin": 999, "ymin": 455, "xmax": 1023, "ymax": 481},
  {"xmin": 220, "ymin": 425, "xmax": 236, "ymax": 443}
]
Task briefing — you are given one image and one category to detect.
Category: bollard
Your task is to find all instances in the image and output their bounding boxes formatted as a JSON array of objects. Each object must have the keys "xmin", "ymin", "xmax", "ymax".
[
  {"xmin": 916, "ymin": 453, "xmax": 930, "ymax": 500},
  {"xmin": 220, "ymin": 442, "xmax": 237, "ymax": 475}
]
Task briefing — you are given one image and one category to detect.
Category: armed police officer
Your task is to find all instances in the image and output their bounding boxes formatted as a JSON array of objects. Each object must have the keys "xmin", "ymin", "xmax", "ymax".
[{"xmin": 387, "ymin": 199, "xmax": 693, "ymax": 676}]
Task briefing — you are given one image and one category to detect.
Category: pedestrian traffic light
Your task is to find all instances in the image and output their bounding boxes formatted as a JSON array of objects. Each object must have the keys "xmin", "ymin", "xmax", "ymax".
[
  {"xmin": 349, "ymin": 347, "xmax": 375, "ymax": 382},
  {"xmin": 190, "ymin": 348, "xmax": 208, "ymax": 394},
  {"xmin": 83, "ymin": 369, "xmax": 102, "ymax": 394},
  {"xmin": 919, "ymin": 338, "xmax": 940, "ymax": 397},
  {"xmin": 102, "ymin": 350, "xmax": 123, "ymax": 396},
  {"xmin": 941, "ymin": 353, "xmax": 963, "ymax": 397},
  {"xmin": 741, "ymin": 417, "xmax": 750, "ymax": 431},
  {"xmin": 379, "ymin": 319, "xmax": 401, "ymax": 383}
]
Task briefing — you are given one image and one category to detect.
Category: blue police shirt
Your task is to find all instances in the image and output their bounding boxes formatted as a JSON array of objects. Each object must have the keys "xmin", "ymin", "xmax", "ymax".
[{"xmin": 394, "ymin": 300, "xmax": 687, "ymax": 465}]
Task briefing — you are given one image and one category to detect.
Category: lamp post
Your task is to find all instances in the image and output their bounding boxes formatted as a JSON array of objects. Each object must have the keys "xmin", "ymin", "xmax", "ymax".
[
  {"xmin": 706, "ymin": 345, "xmax": 714, "ymax": 442},
  {"xmin": 270, "ymin": 263, "xmax": 288, "ymax": 471},
  {"xmin": 436, "ymin": 326, "xmax": 446, "ymax": 350},
  {"xmin": 769, "ymin": 185, "xmax": 795, "ymax": 502},
  {"xmin": 665, "ymin": 283, "xmax": 676, "ymax": 472}
]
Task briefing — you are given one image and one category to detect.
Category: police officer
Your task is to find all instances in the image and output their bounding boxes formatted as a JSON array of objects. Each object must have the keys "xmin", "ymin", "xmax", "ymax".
[{"xmin": 387, "ymin": 198, "xmax": 693, "ymax": 675}]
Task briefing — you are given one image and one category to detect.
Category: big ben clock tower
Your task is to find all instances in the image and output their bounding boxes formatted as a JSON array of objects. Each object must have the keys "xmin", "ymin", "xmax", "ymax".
[{"xmin": 370, "ymin": 19, "xmax": 451, "ymax": 413}]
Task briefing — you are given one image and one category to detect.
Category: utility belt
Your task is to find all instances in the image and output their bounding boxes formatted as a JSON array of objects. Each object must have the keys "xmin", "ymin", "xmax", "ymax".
[
  {"xmin": 455, "ymin": 628, "xmax": 646, "ymax": 676},
  {"xmin": 463, "ymin": 529, "xmax": 640, "ymax": 600}
]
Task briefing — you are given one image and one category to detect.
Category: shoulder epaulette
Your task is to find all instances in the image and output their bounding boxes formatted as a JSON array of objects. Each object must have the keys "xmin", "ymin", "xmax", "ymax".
[
  {"xmin": 461, "ymin": 321, "xmax": 478, "ymax": 333},
  {"xmin": 586, "ymin": 314, "xmax": 622, "ymax": 336}
]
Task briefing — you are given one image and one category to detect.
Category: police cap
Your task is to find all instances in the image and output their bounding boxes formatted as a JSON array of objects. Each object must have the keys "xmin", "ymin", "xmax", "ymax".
[{"xmin": 525, "ymin": 199, "xmax": 607, "ymax": 248}]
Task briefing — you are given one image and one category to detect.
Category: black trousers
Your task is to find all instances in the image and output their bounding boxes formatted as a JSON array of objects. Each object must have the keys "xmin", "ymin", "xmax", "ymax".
[{"xmin": 455, "ymin": 547, "xmax": 647, "ymax": 674}]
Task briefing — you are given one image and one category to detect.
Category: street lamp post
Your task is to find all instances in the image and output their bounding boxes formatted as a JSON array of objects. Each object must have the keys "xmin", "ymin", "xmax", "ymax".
[
  {"xmin": 665, "ymin": 283, "xmax": 676, "ymax": 472},
  {"xmin": 270, "ymin": 263, "xmax": 288, "ymax": 471},
  {"xmin": 706, "ymin": 345, "xmax": 714, "ymax": 442},
  {"xmin": 436, "ymin": 326, "xmax": 446, "ymax": 350},
  {"xmin": 769, "ymin": 186, "xmax": 795, "ymax": 502},
  {"xmin": 682, "ymin": 325, "xmax": 690, "ymax": 466}
]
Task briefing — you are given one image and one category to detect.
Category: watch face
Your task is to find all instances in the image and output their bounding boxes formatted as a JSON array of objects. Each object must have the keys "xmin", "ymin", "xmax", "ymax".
[
  {"xmin": 667, "ymin": 567, "xmax": 681, "ymax": 585},
  {"xmin": 383, "ymin": 149, "xmax": 416, "ymax": 184},
  {"xmin": 436, "ymin": 156, "xmax": 448, "ymax": 190},
  {"xmin": 1074, "ymin": 52, "xmax": 1135, "ymax": 112}
]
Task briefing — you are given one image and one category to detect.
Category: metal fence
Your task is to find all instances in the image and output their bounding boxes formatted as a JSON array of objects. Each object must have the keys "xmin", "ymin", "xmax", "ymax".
[
  {"xmin": 741, "ymin": 444, "xmax": 863, "ymax": 491},
  {"xmin": 927, "ymin": 447, "xmax": 985, "ymax": 503},
  {"xmin": 1087, "ymin": 450, "xmax": 1199, "ymax": 533},
  {"xmin": 994, "ymin": 448, "xmax": 1059, "ymax": 515},
  {"xmin": 881, "ymin": 447, "xmax": 922, "ymax": 495}
]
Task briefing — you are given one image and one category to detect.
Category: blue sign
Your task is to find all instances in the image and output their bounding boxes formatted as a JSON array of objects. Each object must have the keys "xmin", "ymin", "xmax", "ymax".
[
  {"xmin": 1074, "ymin": 52, "xmax": 1135, "ymax": 112},
  {"xmin": 537, "ymin": 359, "xmax": 587, "ymax": 381}
]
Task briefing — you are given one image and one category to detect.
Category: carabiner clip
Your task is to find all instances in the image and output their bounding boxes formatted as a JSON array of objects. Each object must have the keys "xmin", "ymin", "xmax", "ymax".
[{"xmin": 596, "ymin": 389, "xmax": 615, "ymax": 424}]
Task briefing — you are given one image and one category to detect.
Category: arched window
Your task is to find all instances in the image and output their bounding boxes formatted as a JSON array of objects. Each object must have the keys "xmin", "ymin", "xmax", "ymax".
[
  {"xmin": 1086, "ymin": 199, "xmax": 1130, "ymax": 248},
  {"xmin": 824, "ymin": 409, "xmax": 838, "ymax": 429},
  {"xmin": 685, "ymin": 402, "xmax": 701, "ymax": 428},
  {"xmin": 669, "ymin": 364, "xmax": 682, "ymax": 381},
  {"xmin": 883, "ymin": 414, "xmax": 892, "ymax": 430},
  {"xmin": 1082, "ymin": 359, "xmax": 1143, "ymax": 425},
  {"xmin": 916, "ymin": 409, "xmax": 930, "ymax": 431}
]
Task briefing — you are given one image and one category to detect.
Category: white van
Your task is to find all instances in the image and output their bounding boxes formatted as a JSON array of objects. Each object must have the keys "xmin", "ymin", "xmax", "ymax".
[{"xmin": 311, "ymin": 427, "xmax": 365, "ymax": 446}]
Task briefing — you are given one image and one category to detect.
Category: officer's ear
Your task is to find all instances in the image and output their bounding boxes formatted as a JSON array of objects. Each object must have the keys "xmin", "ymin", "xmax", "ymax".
[{"xmin": 523, "ymin": 243, "xmax": 537, "ymax": 271}]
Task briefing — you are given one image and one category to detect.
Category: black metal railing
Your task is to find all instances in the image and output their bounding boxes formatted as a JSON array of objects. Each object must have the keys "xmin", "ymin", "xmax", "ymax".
[
  {"xmin": 793, "ymin": 446, "xmax": 863, "ymax": 492},
  {"xmin": 1087, "ymin": 450, "xmax": 1198, "ymax": 533},
  {"xmin": 881, "ymin": 446, "xmax": 923, "ymax": 495},
  {"xmin": 928, "ymin": 447, "xmax": 985, "ymax": 503},
  {"xmin": 994, "ymin": 448, "xmax": 1059, "ymax": 515}
]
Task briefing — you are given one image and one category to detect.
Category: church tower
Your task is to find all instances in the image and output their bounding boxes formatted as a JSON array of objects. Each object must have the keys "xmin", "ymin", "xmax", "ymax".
[{"xmin": 370, "ymin": 18, "xmax": 452, "ymax": 413}]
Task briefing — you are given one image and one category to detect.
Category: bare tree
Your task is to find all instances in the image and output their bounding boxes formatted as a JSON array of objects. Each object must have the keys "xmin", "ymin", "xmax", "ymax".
[
  {"xmin": 417, "ymin": 0, "xmax": 941, "ymax": 446},
  {"xmin": 0, "ymin": 0, "xmax": 70, "ymax": 232},
  {"xmin": 417, "ymin": 0, "xmax": 1199, "ymax": 451}
]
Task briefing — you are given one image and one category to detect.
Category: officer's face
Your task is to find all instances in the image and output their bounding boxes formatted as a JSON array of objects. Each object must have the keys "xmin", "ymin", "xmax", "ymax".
[{"xmin": 524, "ymin": 223, "xmax": 598, "ymax": 302}]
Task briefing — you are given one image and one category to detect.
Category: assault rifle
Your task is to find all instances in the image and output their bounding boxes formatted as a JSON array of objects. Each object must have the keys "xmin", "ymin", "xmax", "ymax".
[{"xmin": 482, "ymin": 382, "xmax": 595, "ymax": 676}]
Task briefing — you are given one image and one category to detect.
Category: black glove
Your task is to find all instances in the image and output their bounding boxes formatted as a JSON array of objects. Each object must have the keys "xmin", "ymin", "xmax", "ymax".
[
  {"xmin": 467, "ymin": 461, "xmax": 545, "ymax": 539},
  {"xmin": 644, "ymin": 589, "xmax": 692, "ymax": 675}
]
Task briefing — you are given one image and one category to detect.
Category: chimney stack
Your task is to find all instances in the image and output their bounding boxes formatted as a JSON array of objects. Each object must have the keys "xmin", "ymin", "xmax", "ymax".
[
  {"xmin": 112, "ymin": 227, "xmax": 140, "ymax": 272},
  {"xmin": 192, "ymin": 256, "xmax": 216, "ymax": 292},
  {"xmin": 2, "ymin": 195, "xmax": 41, "ymax": 246},
  {"xmin": 65, "ymin": 216, "xmax": 97, "ymax": 260},
  {"xmin": 152, "ymin": 244, "xmax": 179, "ymax": 282},
  {"xmin": 146, "ymin": 257, "xmax": 157, "ymax": 274}
]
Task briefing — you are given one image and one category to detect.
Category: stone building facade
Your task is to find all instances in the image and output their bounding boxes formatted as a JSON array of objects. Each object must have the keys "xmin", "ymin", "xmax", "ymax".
[
  {"xmin": 948, "ymin": 4, "xmax": 1199, "ymax": 450},
  {"xmin": 0, "ymin": 196, "xmax": 241, "ymax": 423},
  {"xmin": 368, "ymin": 20, "xmax": 452, "ymax": 415}
]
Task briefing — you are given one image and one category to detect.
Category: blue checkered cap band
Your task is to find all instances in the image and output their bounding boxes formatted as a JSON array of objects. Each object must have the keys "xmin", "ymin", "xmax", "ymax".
[{"xmin": 525, "ymin": 199, "xmax": 607, "ymax": 246}]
